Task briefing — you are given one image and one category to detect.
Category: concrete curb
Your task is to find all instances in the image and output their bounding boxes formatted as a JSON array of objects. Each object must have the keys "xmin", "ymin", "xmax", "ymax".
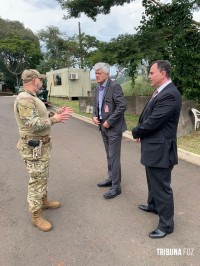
[
  {"xmin": 178, "ymin": 148, "xmax": 200, "ymax": 167},
  {"xmin": 72, "ymin": 113, "xmax": 200, "ymax": 167}
]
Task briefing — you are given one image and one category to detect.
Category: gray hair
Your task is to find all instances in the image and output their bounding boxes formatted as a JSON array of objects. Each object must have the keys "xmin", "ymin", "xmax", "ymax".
[{"xmin": 93, "ymin": 62, "xmax": 110, "ymax": 74}]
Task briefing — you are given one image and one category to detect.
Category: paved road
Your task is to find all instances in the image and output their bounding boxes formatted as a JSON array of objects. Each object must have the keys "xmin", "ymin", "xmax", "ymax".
[{"xmin": 0, "ymin": 96, "xmax": 200, "ymax": 266}]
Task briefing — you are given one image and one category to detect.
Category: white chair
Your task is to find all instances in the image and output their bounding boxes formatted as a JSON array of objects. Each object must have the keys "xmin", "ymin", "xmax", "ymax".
[{"xmin": 191, "ymin": 108, "xmax": 200, "ymax": 130}]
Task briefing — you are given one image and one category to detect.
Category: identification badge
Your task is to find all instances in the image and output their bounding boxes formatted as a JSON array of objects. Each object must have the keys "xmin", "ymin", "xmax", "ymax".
[{"xmin": 104, "ymin": 104, "xmax": 109, "ymax": 113}]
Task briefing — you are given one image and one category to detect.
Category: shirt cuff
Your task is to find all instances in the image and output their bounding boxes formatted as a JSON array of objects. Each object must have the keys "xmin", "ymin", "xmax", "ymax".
[{"xmin": 50, "ymin": 117, "xmax": 57, "ymax": 125}]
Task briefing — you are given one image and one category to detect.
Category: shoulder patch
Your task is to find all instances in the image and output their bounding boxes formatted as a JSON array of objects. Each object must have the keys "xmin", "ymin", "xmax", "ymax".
[{"xmin": 18, "ymin": 98, "xmax": 35, "ymax": 118}]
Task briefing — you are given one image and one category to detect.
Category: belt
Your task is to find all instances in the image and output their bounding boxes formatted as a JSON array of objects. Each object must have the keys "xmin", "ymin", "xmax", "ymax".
[{"xmin": 20, "ymin": 135, "xmax": 51, "ymax": 144}]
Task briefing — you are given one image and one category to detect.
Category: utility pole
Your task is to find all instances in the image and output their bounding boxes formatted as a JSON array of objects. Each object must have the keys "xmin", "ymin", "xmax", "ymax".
[{"xmin": 78, "ymin": 22, "xmax": 83, "ymax": 69}]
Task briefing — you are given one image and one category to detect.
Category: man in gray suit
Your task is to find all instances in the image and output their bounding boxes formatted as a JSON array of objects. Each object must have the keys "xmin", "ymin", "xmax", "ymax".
[
  {"xmin": 132, "ymin": 60, "xmax": 182, "ymax": 238},
  {"xmin": 92, "ymin": 62, "xmax": 127, "ymax": 199}
]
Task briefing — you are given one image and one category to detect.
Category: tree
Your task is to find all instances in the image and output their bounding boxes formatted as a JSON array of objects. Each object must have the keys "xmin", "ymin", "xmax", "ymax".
[
  {"xmin": 66, "ymin": 33, "xmax": 101, "ymax": 69},
  {"xmin": 136, "ymin": 0, "xmax": 200, "ymax": 100},
  {"xmin": 87, "ymin": 34, "xmax": 140, "ymax": 80},
  {"xmin": 56, "ymin": 0, "xmax": 200, "ymax": 26},
  {"xmin": 38, "ymin": 26, "xmax": 101, "ymax": 71},
  {"xmin": 38, "ymin": 26, "xmax": 73, "ymax": 71},
  {"xmin": 0, "ymin": 35, "xmax": 42, "ymax": 87},
  {"xmin": 79, "ymin": 33, "xmax": 101, "ymax": 68},
  {"xmin": 0, "ymin": 18, "xmax": 42, "ymax": 89},
  {"xmin": 57, "ymin": 0, "xmax": 200, "ymax": 101}
]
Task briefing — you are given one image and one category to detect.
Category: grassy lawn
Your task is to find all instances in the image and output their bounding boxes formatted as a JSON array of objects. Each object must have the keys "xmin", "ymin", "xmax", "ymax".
[
  {"xmin": 49, "ymin": 97, "xmax": 92, "ymax": 118},
  {"xmin": 124, "ymin": 114, "xmax": 139, "ymax": 131},
  {"xmin": 177, "ymin": 131, "xmax": 200, "ymax": 155},
  {"xmin": 49, "ymin": 98, "xmax": 200, "ymax": 155},
  {"xmin": 49, "ymin": 97, "xmax": 139, "ymax": 130}
]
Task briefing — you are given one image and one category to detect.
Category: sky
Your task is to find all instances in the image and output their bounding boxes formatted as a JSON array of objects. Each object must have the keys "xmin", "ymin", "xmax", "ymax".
[
  {"xmin": 0, "ymin": 0, "xmax": 199, "ymax": 76},
  {"xmin": 0, "ymin": 0, "xmax": 145, "ymax": 41},
  {"xmin": 0, "ymin": 0, "xmax": 199, "ymax": 41}
]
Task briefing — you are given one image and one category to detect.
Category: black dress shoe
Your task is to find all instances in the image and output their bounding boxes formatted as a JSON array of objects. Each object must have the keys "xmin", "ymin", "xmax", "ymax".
[
  {"xmin": 103, "ymin": 188, "xmax": 121, "ymax": 199},
  {"xmin": 149, "ymin": 228, "xmax": 173, "ymax": 239},
  {"xmin": 97, "ymin": 179, "xmax": 112, "ymax": 187},
  {"xmin": 138, "ymin": 204, "xmax": 158, "ymax": 214}
]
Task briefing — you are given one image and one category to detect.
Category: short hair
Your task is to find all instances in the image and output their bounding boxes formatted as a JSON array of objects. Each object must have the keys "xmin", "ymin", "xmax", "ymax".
[
  {"xmin": 151, "ymin": 60, "xmax": 171, "ymax": 79},
  {"xmin": 93, "ymin": 62, "xmax": 110, "ymax": 74}
]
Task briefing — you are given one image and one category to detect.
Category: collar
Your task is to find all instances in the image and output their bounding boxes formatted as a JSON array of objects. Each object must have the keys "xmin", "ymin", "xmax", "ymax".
[
  {"xmin": 99, "ymin": 79, "xmax": 108, "ymax": 89},
  {"xmin": 157, "ymin": 79, "xmax": 172, "ymax": 93},
  {"xmin": 19, "ymin": 87, "xmax": 37, "ymax": 96}
]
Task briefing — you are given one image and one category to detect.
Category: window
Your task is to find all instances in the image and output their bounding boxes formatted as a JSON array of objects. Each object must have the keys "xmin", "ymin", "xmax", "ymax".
[{"xmin": 53, "ymin": 74, "xmax": 62, "ymax": 86}]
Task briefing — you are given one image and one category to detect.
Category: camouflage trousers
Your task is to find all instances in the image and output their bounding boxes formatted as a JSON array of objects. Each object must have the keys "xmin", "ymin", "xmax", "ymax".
[{"xmin": 17, "ymin": 139, "xmax": 51, "ymax": 213}]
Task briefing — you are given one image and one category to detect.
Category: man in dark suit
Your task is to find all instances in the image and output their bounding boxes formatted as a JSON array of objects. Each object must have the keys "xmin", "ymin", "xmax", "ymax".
[
  {"xmin": 92, "ymin": 62, "xmax": 127, "ymax": 199},
  {"xmin": 132, "ymin": 60, "xmax": 182, "ymax": 238}
]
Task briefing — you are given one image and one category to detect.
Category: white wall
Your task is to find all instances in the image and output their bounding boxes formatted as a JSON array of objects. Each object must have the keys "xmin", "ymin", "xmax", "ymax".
[{"xmin": 46, "ymin": 68, "xmax": 91, "ymax": 97}]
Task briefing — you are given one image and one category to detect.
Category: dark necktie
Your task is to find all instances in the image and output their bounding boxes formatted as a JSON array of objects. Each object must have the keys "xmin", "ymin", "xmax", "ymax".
[{"xmin": 99, "ymin": 85, "xmax": 104, "ymax": 91}]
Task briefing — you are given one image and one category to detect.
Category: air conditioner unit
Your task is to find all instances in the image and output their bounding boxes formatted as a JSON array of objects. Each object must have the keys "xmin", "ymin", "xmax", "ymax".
[{"xmin": 69, "ymin": 73, "xmax": 78, "ymax": 80}]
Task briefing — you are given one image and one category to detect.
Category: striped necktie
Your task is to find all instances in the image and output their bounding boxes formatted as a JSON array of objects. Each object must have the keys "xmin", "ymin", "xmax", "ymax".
[{"xmin": 150, "ymin": 89, "xmax": 158, "ymax": 101}]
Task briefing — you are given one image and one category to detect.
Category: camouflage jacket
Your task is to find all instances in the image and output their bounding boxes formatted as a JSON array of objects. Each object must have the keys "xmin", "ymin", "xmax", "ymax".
[{"xmin": 14, "ymin": 88, "xmax": 56, "ymax": 138}]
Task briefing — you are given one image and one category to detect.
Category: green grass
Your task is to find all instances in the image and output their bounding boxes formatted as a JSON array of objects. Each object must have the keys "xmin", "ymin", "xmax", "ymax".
[
  {"xmin": 49, "ymin": 98, "xmax": 200, "ymax": 155},
  {"xmin": 49, "ymin": 97, "xmax": 92, "ymax": 118},
  {"xmin": 178, "ymin": 131, "xmax": 200, "ymax": 155},
  {"xmin": 125, "ymin": 114, "xmax": 139, "ymax": 131},
  {"xmin": 49, "ymin": 97, "xmax": 139, "ymax": 130}
]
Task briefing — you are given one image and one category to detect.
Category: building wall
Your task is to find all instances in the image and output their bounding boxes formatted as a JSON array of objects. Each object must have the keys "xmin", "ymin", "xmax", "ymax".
[{"xmin": 46, "ymin": 68, "xmax": 91, "ymax": 98}]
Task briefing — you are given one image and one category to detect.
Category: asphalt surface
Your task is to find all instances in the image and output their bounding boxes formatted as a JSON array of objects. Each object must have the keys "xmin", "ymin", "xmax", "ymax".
[{"xmin": 0, "ymin": 96, "xmax": 200, "ymax": 266}]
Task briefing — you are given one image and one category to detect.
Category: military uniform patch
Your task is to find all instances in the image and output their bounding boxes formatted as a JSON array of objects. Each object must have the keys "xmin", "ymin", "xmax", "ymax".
[{"xmin": 18, "ymin": 99, "xmax": 35, "ymax": 118}]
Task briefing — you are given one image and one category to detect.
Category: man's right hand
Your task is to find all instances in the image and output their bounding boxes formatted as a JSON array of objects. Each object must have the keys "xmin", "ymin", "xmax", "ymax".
[
  {"xmin": 133, "ymin": 138, "xmax": 141, "ymax": 143},
  {"xmin": 93, "ymin": 117, "xmax": 101, "ymax": 125}
]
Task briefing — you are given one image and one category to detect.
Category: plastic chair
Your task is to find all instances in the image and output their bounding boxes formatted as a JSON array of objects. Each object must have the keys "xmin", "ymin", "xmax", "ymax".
[{"xmin": 191, "ymin": 108, "xmax": 200, "ymax": 130}]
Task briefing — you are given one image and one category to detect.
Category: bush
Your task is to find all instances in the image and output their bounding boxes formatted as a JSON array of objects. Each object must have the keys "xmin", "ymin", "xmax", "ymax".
[{"xmin": 121, "ymin": 76, "xmax": 153, "ymax": 96}]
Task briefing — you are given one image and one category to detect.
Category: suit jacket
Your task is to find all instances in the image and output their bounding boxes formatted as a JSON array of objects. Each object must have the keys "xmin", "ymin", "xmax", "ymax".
[
  {"xmin": 132, "ymin": 82, "xmax": 182, "ymax": 168},
  {"xmin": 93, "ymin": 78, "xmax": 127, "ymax": 134}
]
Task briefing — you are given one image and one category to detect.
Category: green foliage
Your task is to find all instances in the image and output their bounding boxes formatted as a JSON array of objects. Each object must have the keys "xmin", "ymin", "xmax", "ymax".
[
  {"xmin": 91, "ymin": 82, "xmax": 97, "ymax": 90},
  {"xmin": 87, "ymin": 40, "xmax": 117, "ymax": 68},
  {"xmin": 78, "ymin": 33, "xmax": 101, "ymax": 69},
  {"xmin": 109, "ymin": 34, "xmax": 141, "ymax": 80},
  {"xmin": 57, "ymin": 0, "xmax": 200, "ymax": 21},
  {"xmin": 57, "ymin": 0, "xmax": 200, "ymax": 101},
  {"xmin": 38, "ymin": 26, "xmax": 100, "ymax": 71},
  {"xmin": 57, "ymin": 0, "xmax": 132, "ymax": 20},
  {"xmin": 138, "ymin": 0, "xmax": 200, "ymax": 101},
  {"xmin": 38, "ymin": 26, "xmax": 74, "ymax": 71},
  {"xmin": 124, "ymin": 114, "xmax": 140, "ymax": 131},
  {"xmin": 0, "ymin": 18, "xmax": 42, "ymax": 88},
  {"xmin": 121, "ymin": 80, "xmax": 132, "ymax": 96},
  {"xmin": 87, "ymin": 34, "xmax": 141, "ymax": 80},
  {"xmin": 121, "ymin": 76, "xmax": 153, "ymax": 96}
]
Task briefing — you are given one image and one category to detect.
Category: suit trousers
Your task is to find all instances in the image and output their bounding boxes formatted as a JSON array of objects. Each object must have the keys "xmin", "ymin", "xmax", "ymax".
[
  {"xmin": 100, "ymin": 127, "xmax": 122, "ymax": 189},
  {"xmin": 145, "ymin": 165, "xmax": 174, "ymax": 233}
]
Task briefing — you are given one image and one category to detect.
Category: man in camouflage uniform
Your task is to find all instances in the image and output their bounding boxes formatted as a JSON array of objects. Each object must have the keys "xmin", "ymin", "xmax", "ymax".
[{"xmin": 14, "ymin": 69, "xmax": 72, "ymax": 232}]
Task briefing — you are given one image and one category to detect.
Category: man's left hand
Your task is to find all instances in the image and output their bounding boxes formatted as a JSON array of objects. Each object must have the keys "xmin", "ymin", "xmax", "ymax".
[{"xmin": 102, "ymin": 121, "xmax": 110, "ymax": 128}]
